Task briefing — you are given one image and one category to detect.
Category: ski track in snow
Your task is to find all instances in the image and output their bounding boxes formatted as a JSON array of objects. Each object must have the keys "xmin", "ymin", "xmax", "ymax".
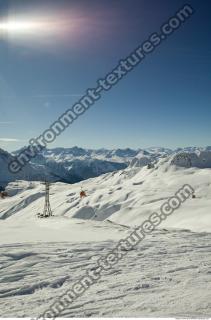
[{"xmin": 0, "ymin": 230, "xmax": 211, "ymax": 317}]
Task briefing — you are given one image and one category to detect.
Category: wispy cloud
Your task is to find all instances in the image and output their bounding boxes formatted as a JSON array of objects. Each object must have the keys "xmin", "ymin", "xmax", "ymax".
[
  {"xmin": 0, "ymin": 138, "xmax": 20, "ymax": 142},
  {"xmin": 0, "ymin": 121, "xmax": 14, "ymax": 125},
  {"xmin": 34, "ymin": 94, "xmax": 82, "ymax": 98},
  {"xmin": 0, "ymin": 94, "xmax": 82, "ymax": 99}
]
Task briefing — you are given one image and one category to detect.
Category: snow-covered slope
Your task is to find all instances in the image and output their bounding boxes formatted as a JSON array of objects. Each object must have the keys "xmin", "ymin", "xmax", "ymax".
[
  {"xmin": 1, "ymin": 155, "xmax": 211, "ymax": 234},
  {"xmin": 1, "ymin": 155, "xmax": 211, "ymax": 317},
  {"xmin": 1, "ymin": 230, "xmax": 211, "ymax": 317}
]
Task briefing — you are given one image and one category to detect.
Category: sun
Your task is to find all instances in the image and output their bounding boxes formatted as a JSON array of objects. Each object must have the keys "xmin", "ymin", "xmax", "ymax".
[
  {"xmin": 0, "ymin": 13, "xmax": 77, "ymax": 47},
  {"xmin": 0, "ymin": 20, "xmax": 42, "ymax": 34}
]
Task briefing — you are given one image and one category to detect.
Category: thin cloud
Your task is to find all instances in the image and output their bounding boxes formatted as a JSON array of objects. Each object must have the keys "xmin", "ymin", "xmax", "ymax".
[
  {"xmin": 0, "ymin": 121, "xmax": 14, "ymax": 124},
  {"xmin": 34, "ymin": 94, "xmax": 82, "ymax": 98},
  {"xmin": 0, "ymin": 94, "xmax": 82, "ymax": 99},
  {"xmin": 0, "ymin": 138, "xmax": 20, "ymax": 142}
]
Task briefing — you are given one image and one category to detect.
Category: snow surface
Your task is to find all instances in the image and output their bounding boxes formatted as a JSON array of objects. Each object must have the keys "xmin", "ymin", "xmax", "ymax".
[
  {"xmin": 0, "ymin": 156, "xmax": 211, "ymax": 317},
  {"xmin": 1, "ymin": 230, "xmax": 211, "ymax": 317}
]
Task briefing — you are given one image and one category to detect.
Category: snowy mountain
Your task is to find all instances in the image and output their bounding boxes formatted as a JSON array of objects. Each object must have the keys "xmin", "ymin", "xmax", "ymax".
[
  {"xmin": 2, "ymin": 155, "xmax": 211, "ymax": 231},
  {"xmin": 0, "ymin": 148, "xmax": 59, "ymax": 186},
  {"xmin": 40, "ymin": 146, "xmax": 173, "ymax": 163},
  {"xmin": 3, "ymin": 146, "xmax": 211, "ymax": 186},
  {"xmin": 12, "ymin": 146, "xmax": 170, "ymax": 184},
  {"xmin": 41, "ymin": 146, "xmax": 139, "ymax": 162},
  {"xmin": 1, "ymin": 152, "xmax": 211, "ymax": 317},
  {"xmin": 0, "ymin": 148, "xmax": 127, "ymax": 185},
  {"xmin": 31, "ymin": 156, "xmax": 127, "ymax": 182},
  {"xmin": 171, "ymin": 150, "xmax": 211, "ymax": 168},
  {"xmin": 14, "ymin": 146, "xmax": 172, "ymax": 163},
  {"xmin": 30, "ymin": 146, "xmax": 211, "ymax": 170}
]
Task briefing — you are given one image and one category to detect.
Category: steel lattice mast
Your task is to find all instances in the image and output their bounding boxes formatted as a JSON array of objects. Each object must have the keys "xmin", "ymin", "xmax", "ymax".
[{"xmin": 41, "ymin": 181, "xmax": 53, "ymax": 218}]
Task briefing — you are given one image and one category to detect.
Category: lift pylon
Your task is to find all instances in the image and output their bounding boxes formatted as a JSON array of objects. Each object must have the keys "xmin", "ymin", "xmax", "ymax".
[{"xmin": 37, "ymin": 181, "xmax": 53, "ymax": 218}]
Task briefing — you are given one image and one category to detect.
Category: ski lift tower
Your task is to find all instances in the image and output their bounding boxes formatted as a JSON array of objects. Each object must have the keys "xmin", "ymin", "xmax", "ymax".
[{"xmin": 38, "ymin": 181, "xmax": 53, "ymax": 218}]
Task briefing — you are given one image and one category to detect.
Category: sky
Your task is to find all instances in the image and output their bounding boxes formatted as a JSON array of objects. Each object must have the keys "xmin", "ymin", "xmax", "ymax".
[{"xmin": 0, "ymin": 0, "xmax": 210, "ymax": 151}]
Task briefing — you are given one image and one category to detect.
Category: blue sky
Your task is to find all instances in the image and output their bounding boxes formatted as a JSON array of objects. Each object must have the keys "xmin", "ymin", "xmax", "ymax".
[{"xmin": 0, "ymin": 0, "xmax": 210, "ymax": 151}]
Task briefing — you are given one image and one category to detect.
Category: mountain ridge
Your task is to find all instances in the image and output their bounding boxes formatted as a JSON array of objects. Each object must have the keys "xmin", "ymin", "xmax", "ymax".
[{"xmin": 1, "ymin": 146, "xmax": 211, "ymax": 186}]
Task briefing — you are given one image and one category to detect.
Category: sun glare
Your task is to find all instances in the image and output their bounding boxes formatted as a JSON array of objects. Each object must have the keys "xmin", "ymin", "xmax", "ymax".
[
  {"xmin": 0, "ymin": 20, "xmax": 43, "ymax": 34},
  {"xmin": 0, "ymin": 12, "xmax": 79, "ymax": 49}
]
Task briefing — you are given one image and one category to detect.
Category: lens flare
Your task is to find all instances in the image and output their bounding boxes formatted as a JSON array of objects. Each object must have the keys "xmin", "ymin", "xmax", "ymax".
[
  {"xmin": 0, "ymin": 20, "xmax": 44, "ymax": 34},
  {"xmin": 0, "ymin": 10, "xmax": 83, "ymax": 51}
]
